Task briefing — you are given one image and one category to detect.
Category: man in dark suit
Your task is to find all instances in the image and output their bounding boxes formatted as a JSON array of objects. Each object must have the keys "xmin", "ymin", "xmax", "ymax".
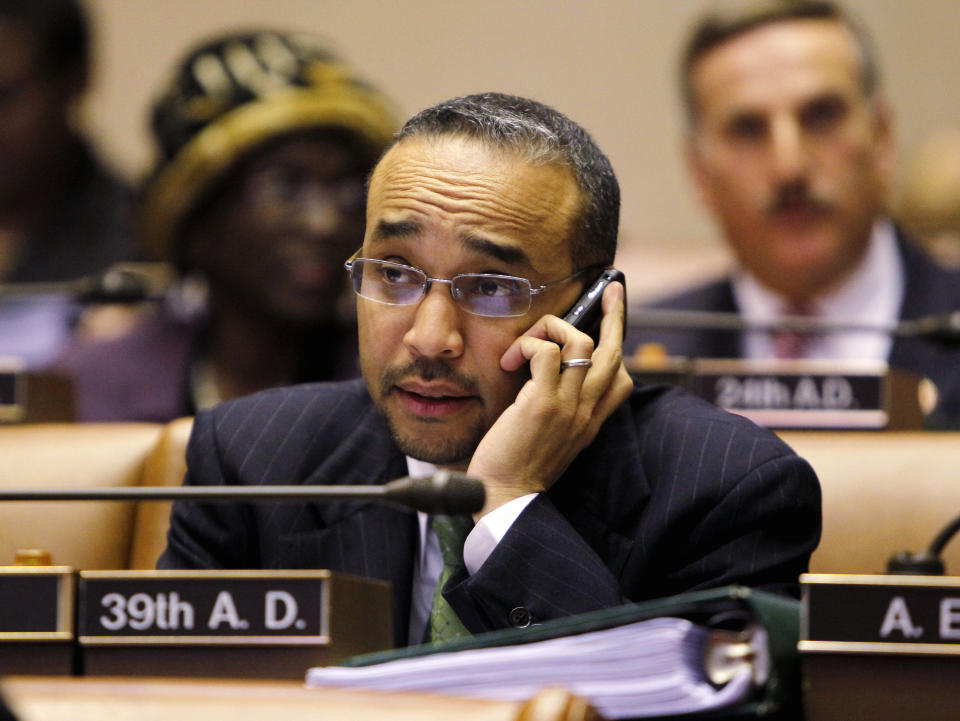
[
  {"xmin": 160, "ymin": 93, "xmax": 821, "ymax": 647},
  {"xmin": 624, "ymin": 0, "xmax": 960, "ymax": 425}
]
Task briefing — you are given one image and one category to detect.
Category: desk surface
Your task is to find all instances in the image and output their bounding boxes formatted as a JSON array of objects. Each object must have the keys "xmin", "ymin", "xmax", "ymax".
[{"xmin": 1, "ymin": 676, "xmax": 601, "ymax": 721}]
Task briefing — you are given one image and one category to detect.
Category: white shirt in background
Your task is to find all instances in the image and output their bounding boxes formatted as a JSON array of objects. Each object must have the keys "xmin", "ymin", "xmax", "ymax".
[{"xmin": 732, "ymin": 220, "xmax": 904, "ymax": 361}]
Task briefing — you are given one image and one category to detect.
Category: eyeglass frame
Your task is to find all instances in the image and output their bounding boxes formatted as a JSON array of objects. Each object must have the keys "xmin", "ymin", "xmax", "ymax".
[{"xmin": 343, "ymin": 250, "xmax": 604, "ymax": 318}]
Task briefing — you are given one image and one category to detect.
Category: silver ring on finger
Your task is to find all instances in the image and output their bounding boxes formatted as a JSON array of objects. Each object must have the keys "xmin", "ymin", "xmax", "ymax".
[{"xmin": 560, "ymin": 358, "xmax": 593, "ymax": 371}]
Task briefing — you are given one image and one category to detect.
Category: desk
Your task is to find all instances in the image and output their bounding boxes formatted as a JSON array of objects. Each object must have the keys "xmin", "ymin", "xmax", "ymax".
[{"xmin": 1, "ymin": 676, "xmax": 601, "ymax": 721}]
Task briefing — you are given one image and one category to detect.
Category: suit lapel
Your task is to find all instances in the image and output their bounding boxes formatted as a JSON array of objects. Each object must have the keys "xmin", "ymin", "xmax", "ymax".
[
  {"xmin": 709, "ymin": 281, "xmax": 744, "ymax": 358},
  {"xmin": 642, "ymin": 279, "xmax": 742, "ymax": 359},
  {"xmin": 890, "ymin": 229, "xmax": 960, "ymax": 378},
  {"xmin": 292, "ymin": 397, "xmax": 417, "ymax": 645}
]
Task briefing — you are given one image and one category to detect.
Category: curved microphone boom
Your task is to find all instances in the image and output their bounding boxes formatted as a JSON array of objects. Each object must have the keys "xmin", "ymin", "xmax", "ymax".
[
  {"xmin": 886, "ymin": 512, "xmax": 960, "ymax": 575},
  {"xmin": 0, "ymin": 470, "xmax": 486, "ymax": 516}
]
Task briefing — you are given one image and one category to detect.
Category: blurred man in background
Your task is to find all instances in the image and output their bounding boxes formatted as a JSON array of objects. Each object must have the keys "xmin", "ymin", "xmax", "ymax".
[
  {"xmin": 625, "ymin": 0, "xmax": 960, "ymax": 425},
  {"xmin": 57, "ymin": 30, "xmax": 396, "ymax": 420},
  {"xmin": 0, "ymin": 0, "xmax": 136, "ymax": 367}
]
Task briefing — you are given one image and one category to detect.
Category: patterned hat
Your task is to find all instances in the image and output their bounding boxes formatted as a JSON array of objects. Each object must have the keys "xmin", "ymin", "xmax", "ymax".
[{"xmin": 138, "ymin": 30, "xmax": 397, "ymax": 260}]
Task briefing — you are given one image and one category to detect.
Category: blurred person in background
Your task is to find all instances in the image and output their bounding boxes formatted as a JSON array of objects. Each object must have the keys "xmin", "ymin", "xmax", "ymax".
[
  {"xmin": 57, "ymin": 29, "xmax": 396, "ymax": 421},
  {"xmin": 624, "ymin": 0, "xmax": 960, "ymax": 426},
  {"xmin": 0, "ymin": 0, "xmax": 136, "ymax": 367}
]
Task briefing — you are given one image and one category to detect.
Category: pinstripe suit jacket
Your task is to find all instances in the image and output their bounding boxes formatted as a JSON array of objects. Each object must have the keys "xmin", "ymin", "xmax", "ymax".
[{"xmin": 159, "ymin": 378, "xmax": 821, "ymax": 646}]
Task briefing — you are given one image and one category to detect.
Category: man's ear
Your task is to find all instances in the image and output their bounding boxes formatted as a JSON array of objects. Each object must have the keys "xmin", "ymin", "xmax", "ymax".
[
  {"xmin": 684, "ymin": 130, "xmax": 717, "ymax": 212},
  {"xmin": 871, "ymin": 94, "xmax": 898, "ymax": 194}
]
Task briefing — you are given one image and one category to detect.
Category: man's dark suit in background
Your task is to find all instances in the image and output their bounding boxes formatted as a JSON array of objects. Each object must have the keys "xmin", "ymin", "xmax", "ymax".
[
  {"xmin": 626, "ymin": 232, "xmax": 960, "ymax": 425},
  {"xmin": 159, "ymin": 379, "xmax": 821, "ymax": 646}
]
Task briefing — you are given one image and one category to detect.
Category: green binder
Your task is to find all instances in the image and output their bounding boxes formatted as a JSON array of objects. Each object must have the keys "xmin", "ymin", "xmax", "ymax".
[{"xmin": 336, "ymin": 585, "xmax": 801, "ymax": 720}]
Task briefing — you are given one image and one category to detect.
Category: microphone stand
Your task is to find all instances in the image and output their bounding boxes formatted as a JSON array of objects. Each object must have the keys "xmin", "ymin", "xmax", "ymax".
[
  {"xmin": 887, "ymin": 513, "xmax": 960, "ymax": 575},
  {"xmin": 628, "ymin": 308, "xmax": 960, "ymax": 346},
  {"xmin": 0, "ymin": 472, "xmax": 486, "ymax": 516},
  {"xmin": 0, "ymin": 263, "xmax": 172, "ymax": 305}
]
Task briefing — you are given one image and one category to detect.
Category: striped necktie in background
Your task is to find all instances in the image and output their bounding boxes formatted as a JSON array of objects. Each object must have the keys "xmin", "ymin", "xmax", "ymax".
[{"xmin": 772, "ymin": 304, "xmax": 814, "ymax": 359}]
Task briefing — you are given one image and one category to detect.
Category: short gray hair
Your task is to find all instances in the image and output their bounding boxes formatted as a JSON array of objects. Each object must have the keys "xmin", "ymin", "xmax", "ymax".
[
  {"xmin": 397, "ymin": 92, "xmax": 619, "ymax": 270},
  {"xmin": 681, "ymin": 0, "xmax": 881, "ymax": 126}
]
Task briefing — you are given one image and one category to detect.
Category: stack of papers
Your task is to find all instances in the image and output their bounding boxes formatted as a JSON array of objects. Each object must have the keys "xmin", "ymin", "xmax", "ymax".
[{"xmin": 306, "ymin": 616, "xmax": 763, "ymax": 719}]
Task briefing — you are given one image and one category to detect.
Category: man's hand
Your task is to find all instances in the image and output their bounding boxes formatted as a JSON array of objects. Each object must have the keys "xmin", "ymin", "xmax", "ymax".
[{"xmin": 467, "ymin": 281, "xmax": 634, "ymax": 517}]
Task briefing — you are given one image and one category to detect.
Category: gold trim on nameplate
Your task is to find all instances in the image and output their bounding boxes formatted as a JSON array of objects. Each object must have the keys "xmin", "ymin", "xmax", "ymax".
[
  {"xmin": 58, "ymin": 571, "xmax": 74, "ymax": 634},
  {"xmin": 0, "ymin": 566, "xmax": 74, "ymax": 575},
  {"xmin": 0, "ymin": 631, "xmax": 73, "ymax": 641},
  {"xmin": 801, "ymin": 573, "xmax": 960, "ymax": 587},
  {"xmin": 79, "ymin": 634, "xmax": 332, "ymax": 646},
  {"xmin": 800, "ymin": 640, "xmax": 960, "ymax": 656},
  {"xmin": 79, "ymin": 569, "xmax": 334, "ymax": 580},
  {"xmin": 731, "ymin": 409, "xmax": 888, "ymax": 428},
  {"xmin": 694, "ymin": 358, "xmax": 889, "ymax": 375},
  {"xmin": 320, "ymin": 570, "xmax": 330, "ymax": 641}
]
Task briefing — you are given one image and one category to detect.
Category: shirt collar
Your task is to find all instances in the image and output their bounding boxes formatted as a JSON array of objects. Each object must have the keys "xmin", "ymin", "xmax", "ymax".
[{"xmin": 731, "ymin": 219, "xmax": 904, "ymax": 360}]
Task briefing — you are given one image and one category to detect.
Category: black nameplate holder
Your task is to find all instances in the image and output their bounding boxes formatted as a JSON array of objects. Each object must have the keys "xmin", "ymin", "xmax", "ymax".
[
  {"xmin": 0, "ymin": 566, "xmax": 75, "ymax": 674},
  {"xmin": 0, "ymin": 365, "xmax": 75, "ymax": 422},
  {"xmin": 690, "ymin": 359, "xmax": 899, "ymax": 429},
  {"xmin": 800, "ymin": 574, "xmax": 960, "ymax": 720},
  {"xmin": 629, "ymin": 357, "xmax": 926, "ymax": 429},
  {"xmin": 0, "ymin": 366, "xmax": 25, "ymax": 423},
  {"xmin": 77, "ymin": 570, "xmax": 393, "ymax": 680}
]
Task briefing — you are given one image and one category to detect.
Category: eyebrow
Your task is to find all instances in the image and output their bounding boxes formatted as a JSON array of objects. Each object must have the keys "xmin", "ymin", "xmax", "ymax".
[
  {"xmin": 462, "ymin": 235, "xmax": 531, "ymax": 268},
  {"xmin": 372, "ymin": 219, "xmax": 421, "ymax": 239},
  {"xmin": 371, "ymin": 220, "xmax": 532, "ymax": 268}
]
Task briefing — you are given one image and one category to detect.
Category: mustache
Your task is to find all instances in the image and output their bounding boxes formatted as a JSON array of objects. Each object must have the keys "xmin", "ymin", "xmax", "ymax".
[
  {"xmin": 380, "ymin": 357, "xmax": 480, "ymax": 397},
  {"xmin": 766, "ymin": 182, "xmax": 834, "ymax": 216}
]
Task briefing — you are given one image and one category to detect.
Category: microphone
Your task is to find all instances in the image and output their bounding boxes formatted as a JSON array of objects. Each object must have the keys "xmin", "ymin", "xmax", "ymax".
[
  {"xmin": 0, "ymin": 470, "xmax": 486, "ymax": 515},
  {"xmin": 886, "ymin": 513, "xmax": 960, "ymax": 575},
  {"xmin": 627, "ymin": 308, "xmax": 960, "ymax": 346},
  {"xmin": 380, "ymin": 470, "xmax": 486, "ymax": 514},
  {"xmin": 897, "ymin": 311, "xmax": 960, "ymax": 346}
]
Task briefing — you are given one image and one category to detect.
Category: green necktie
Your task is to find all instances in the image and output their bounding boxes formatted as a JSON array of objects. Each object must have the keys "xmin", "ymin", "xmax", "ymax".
[{"xmin": 427, "ymin": 514, "xmax": 475, "ymax": 643}]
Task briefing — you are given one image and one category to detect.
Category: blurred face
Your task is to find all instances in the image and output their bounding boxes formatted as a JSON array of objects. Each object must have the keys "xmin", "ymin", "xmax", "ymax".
[
  {"xmin": 0, "ymin": 21, "xmax": 77, "ymax": 203},
  {"xmin": 687, "ymin": 19, "xmax": 895, "ymax": 302},
  {"xmin": 358, "ymin": 135, "xmax": 584, "ymax": 467},
  {"xmin": 188, "ymin": 130, "xmax": 372, "ymax": 325}
]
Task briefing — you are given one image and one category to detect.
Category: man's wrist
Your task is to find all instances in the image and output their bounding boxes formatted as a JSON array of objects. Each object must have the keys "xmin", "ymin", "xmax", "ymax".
[{"xmin": 463, "ymin": 493, "xmax": 538, "ymax": 574}]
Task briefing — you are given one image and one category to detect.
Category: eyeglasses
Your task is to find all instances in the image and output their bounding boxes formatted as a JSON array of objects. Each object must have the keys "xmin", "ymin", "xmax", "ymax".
[
  {"xmin": 242, "ymin": 168, "xmax": 366, "ymax": 216},
  {"xmin": 344, "ymin": 252, "xmax": 601, "ymax": 318}
]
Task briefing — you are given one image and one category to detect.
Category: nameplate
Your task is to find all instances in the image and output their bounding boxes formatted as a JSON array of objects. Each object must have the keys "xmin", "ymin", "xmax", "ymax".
[
  {"xmin": 801, "ymin": 574, "xmax": 960, "ymax": 655},
  {"xmin": 0, "ymin": 566, "xmax": 74, "ymax": 639},
  {"xmin": 688, "ymin": 360, "xmax": 891, "ymax": 429},
  {"xmin": 76, "ymin": 570, "xmax": 358, "ymax": 645},
  {"xmin": 0, "ymin": 365, "xmax": 25, "ymax": 423}
]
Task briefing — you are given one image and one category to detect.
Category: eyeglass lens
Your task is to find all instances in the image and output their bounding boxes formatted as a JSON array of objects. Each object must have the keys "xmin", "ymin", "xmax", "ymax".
[{"xmin": 349, "ymin": 259, "xmax": 533, "ymax": 317}]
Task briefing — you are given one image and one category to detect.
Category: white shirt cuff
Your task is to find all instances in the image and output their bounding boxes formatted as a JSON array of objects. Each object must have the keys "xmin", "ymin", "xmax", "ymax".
[{"xmin": 463, "ymin": 493, "xmax": 538, "ymax": 575}]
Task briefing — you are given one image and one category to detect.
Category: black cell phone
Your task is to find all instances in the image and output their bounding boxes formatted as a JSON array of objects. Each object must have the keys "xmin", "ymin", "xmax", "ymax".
[{"xmin": 561, "ymin": 268, "xmax": 626, "ymax": 343}]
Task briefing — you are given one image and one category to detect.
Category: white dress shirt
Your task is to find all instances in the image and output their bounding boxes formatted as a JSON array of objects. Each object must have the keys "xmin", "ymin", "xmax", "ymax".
[
  {"xmin": 732, "ymin": 220, "xmax": 904, "ymax": 361},
  {"xmin": 405, "ymin": 456, "xmax": 536, "ymax": 644}
]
